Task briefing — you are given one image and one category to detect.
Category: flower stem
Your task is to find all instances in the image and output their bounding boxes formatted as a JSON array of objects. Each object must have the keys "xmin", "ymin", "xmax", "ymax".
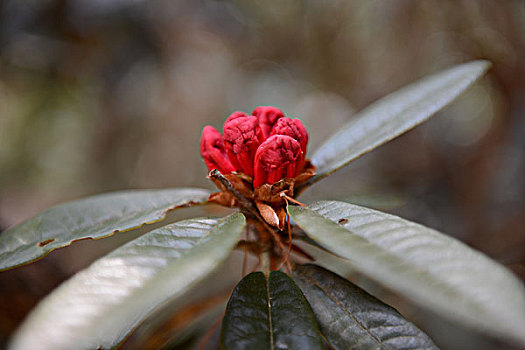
[
  {"xmin": 209, "ymin": 169, "xmax": 256, "ymax": 212},
  {"xmin": 261, "ymin": 250, "xmax": 271, "ymax": 277}
]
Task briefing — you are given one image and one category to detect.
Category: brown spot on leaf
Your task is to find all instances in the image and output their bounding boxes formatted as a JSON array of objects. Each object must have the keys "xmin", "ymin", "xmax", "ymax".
[
  {"xmin": 38, "ymin": 239, "xmax": 55, "ymax": 247},
  {"xmin": 338, "ymin": 218, "xmax": 349, "ymax": 225},
  {"xmin": 70, "ymin": 237, "xmax": 93, "ymax": 244}
]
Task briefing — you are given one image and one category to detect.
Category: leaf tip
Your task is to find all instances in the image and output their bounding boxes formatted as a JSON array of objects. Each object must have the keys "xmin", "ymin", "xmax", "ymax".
[{"xmin": 470, "ymin": 59, "xmax": 492, "ymax": 74}]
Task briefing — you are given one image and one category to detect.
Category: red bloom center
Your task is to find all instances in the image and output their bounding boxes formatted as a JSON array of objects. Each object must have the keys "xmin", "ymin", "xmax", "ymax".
[
  {"xmin": 252, "ymin": 106, "xmax": 284, "ymax": 139},
  {"xmin": 200, "ymin": 106, "xmax": 309, "ymax": 188}
]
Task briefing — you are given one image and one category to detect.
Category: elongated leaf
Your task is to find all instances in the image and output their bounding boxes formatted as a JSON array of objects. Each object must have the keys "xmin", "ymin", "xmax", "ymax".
[
  {"xmin": 294, "ymin": 264, "xmax": 438, "ymax": 350},
  {"xmin": 311, "ymin": 60, "xmax": 490, "ymax": 183},
  {"xmin": 289, "ymin": 201, "xmax": 525, "ymax": 346},
  {"xmin": 0, "ymin": 188, "xmax": 210, "ymax": 271},
  {"xmin": 221, "ymin": 271, "xmax": 324, "ymax": 350},
  {"xmin": 8, "ymin": 213, "xmax": 245, "ymax": 350}
]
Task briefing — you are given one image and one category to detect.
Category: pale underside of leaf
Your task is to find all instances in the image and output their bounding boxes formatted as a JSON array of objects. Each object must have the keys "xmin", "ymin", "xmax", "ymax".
[
  {"xmin": 0, "ymin": 188, "xmax": 210, "ymax": 271},
  {"xmin": 220, "ymin": 271, "xmax": 324, "ymax": 350},
  {"xmin": 288, "ymin": 201, "xmax": 525, "ymax": 346},
  {"xmin": 310, "ymin": 60, "xmax": 491, "ymax": 184},
  {"xmin": 8, "ymin": 213, "xmax": 245, "ymax": 350},
  {"xmin": 294, "ymin": 264, "xmax": 439, "ymax": 350}
]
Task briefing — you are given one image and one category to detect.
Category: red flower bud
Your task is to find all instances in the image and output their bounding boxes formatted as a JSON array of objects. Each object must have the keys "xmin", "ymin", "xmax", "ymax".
[
  {"xmin": 223, "ymin": 116, "xmax": 264, "ymax": 176},
  {"xmin": 252, "ymin": 106, "xmax": 284, "ymax": 139},
  {"xmin": 253, "ymin": 135, "xmax": 304, "ymax": 188},
  {"xmin": 270, "ymin": 117, "xmax": 308, "ymax": 154},
  {"xmin": 200, "ymin": 126, "xmax": 236, "ymax": 174},
  {"xmin": 225, "ymin": 111, "xmax": 249, "ymax": 124}
]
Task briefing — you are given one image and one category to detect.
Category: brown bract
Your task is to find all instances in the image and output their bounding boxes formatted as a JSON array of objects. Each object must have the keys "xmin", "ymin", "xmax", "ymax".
[{"xmin": 207, "ymin": 160, "xmax": 316, "ymax": 230}]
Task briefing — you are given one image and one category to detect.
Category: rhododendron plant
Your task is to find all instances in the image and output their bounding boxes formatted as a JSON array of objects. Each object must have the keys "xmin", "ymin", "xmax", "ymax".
[{"xmin": 3, "ymin": 61, "xmax": 525, "ymax": 350}]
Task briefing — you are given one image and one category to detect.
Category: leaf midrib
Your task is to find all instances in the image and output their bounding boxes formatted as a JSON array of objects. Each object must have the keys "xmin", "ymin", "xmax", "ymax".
[
  {"xmin": 265, "ymin": 273, "xmax": 274, "ymax": 350},
  {"xmin": 300, "ymin": 271, "xmax": 386, "ymax": 350}
]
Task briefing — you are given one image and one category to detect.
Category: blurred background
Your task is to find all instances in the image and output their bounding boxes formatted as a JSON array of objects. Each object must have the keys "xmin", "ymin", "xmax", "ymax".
[{"xmin": 1, "ymin": 0, "xmax": 524, "ymax": 349}]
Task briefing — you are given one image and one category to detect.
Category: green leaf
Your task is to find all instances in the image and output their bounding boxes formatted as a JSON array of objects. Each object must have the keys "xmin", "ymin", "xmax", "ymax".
[
  {"xmin": 0, "ymin": 188, "xmax": 210, "ymax": 271},
  {"xmin": 310, "ymin": 60, "xmax": 491, "ymax": 183},
  {"xmin": 221, "ymin": 271, "xmax": 324, "ymax": 350},
  {"xmin": 8, "ymin": 213, "xmax": 245, "ymax": 350},
  {"xmin": 288, "ymin": 201, "xmax": 525, "ymax": 346},
  {"xmin": 293, "ymin": 264, "xmax": 438, "ymax": 350}
]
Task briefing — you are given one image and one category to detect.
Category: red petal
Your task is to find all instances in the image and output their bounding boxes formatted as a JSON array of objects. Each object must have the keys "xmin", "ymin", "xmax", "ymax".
[
  {"xmin": 270, "ymin": 117, "xmax": 308, "ymax": 154},
  {"xmin": 253, "ymin": 135, "xmax": 304, "ymax": 188},
  {"xmin": 225, "ymin": 111, "xmax": 249, "ymax": 124},
  {"xmin": 293, "ymin": 119, "xmax": 308, "ymax": 148},
  {"xmin": 223, "ymin": 115, "xmax": 264, "ymax": 176},
  {"xmin": 200, "ymin": 126, "xmax": 236, "ymax": 174},
  {"xmin": 252, "ymin": 106, "xmax": 284, "ymax": 139}
]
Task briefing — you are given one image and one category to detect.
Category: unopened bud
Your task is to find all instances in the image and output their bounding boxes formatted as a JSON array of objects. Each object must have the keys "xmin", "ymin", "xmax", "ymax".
[
  {"xmin": 200, "ymin": 126, "xmax": 236, "ymax": 174},
  {"xmin": 270, "ymin": 117, "xmax": 308, "ymax": 154},
  {"xmin": 253, "ymin": 135, "xmax": 304, "ymax": 188},
  {"xmin": 223, "ymin": 116, "xmax": 264, "ymax": 176}
]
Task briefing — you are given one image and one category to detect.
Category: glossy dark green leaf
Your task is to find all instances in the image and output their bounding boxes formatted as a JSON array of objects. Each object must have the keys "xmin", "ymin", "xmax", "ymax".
[
  {"xmin": 0, "ymin": 188, "xmax": 210, "ymax": 271},
  {"xmin": 294, "ymin": 264, "xmax": 438, "ymax": 350},
  {"xmin": 310, "ymin": 60, "xmax": 491, "ymax": 184},
  {"xmin": 288, "ymin": 202, "xmax": 525, "ymax": 346},
  {"xmin": 9, "ymin": 213, "xmax": 245, "ymax": 350},
  {"xmin": 221, "ymin": 271, "xmax": 324, "ymax": 350}
]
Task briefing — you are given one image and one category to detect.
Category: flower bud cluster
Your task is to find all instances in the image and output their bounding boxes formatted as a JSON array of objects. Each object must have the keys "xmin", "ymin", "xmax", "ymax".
[{"xmin": 200, "ymin": 106, "xmax": 308, "ymax": 188}]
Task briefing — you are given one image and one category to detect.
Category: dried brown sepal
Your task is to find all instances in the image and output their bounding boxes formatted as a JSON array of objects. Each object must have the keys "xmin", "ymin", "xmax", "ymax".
[
  {"xmin": 225, "ymin": 173, "xmax": 253, "ymax": 198},
  {"xmin": 208, "ymin": 191, "xmax": 237, "ymax": 207},
  {"xmin": 253, "ymin": 201, "xmax": 287, "ymax": 231},
  {"xmin": 254, "ymin": 178, "xmax": 295, "ymax": 205},
  {"xmin": 233, "ymin": 172, "xmax": 254, "ymax": 183},
  {"xmin": 276, "ymin": 206, "xmax": 287, "ymax": 231},
  {"xmin": 294, "ymin": 159, "xmax": 316, "ymax": 184},
  {"xmin": 254, "ymin": 160, "xmax": 316, "ymax": 203},
  {"xmin": 208, "ymin": 171, "xmax": 254, "ymax": 207},
  {"xmin": 255, "ymin": 200, "xmax": 280, "ymax": 229},
  {"xmin": 208, "ymin": 161, "xmax": 315, "ymax": 230}
]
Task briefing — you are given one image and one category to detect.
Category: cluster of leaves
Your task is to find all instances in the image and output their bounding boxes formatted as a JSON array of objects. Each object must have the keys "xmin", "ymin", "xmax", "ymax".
[{"xmin": 1, "ymin": 60, "xmax": 524, "ymax": 350}]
